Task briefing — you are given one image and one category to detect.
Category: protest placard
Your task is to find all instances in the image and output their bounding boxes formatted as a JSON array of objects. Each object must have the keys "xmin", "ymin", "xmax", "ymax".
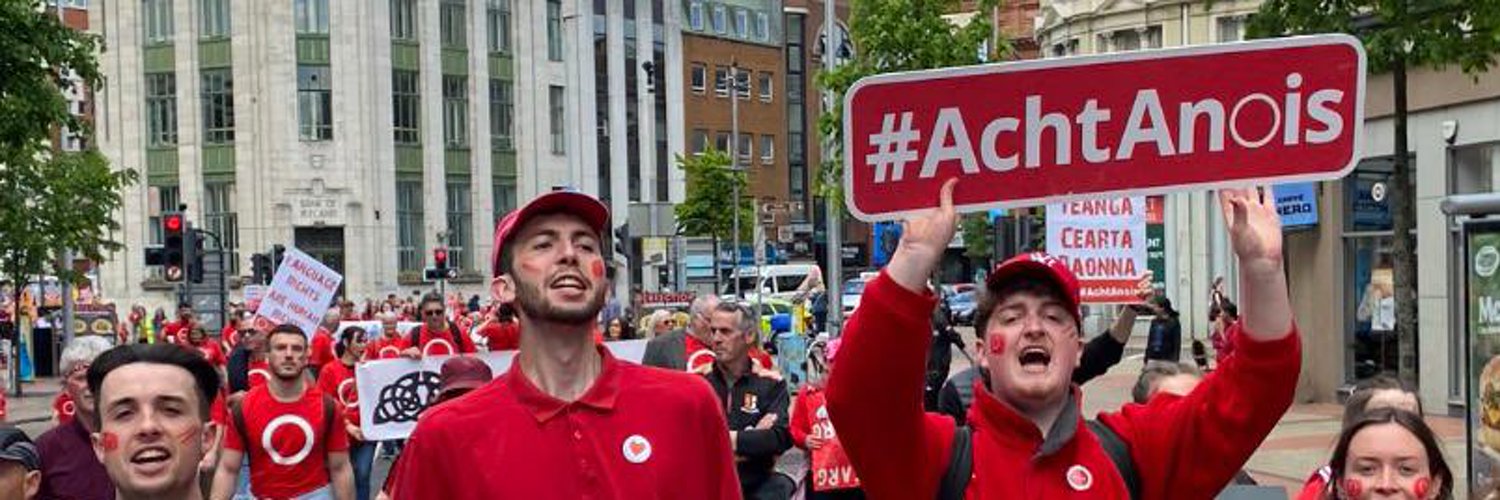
[
  {"xmin": 804, "ymin": 390, "xmax": 860, "ymax": 492},
  {"xmin": 1046, "ymin": 197, "xmax": 1148, "ymax": 304},
  {"xmin": 252, "ymin": 247, "xmax": 342, "ymax": 335},
  {"xmin": 355, "ymin": 339, "xmax": 649, "ymax": 440},
  {"xmin": 842, "ymin": 35, "xmax": 1365, "ymax": 221}
]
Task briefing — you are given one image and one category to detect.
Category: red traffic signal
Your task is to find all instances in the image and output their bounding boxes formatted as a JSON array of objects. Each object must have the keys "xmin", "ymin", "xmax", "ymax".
[
  {"xmin": 433, "ymin": 248, "xmax": 449, "ymax": 269},
  {"xmin": 163, "ymin": 213, "xmax": 184, "ymax": 234}
]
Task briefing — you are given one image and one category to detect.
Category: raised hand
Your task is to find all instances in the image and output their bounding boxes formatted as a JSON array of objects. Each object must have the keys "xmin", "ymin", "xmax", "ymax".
[
  {"xmin": 1217, "ymin": 187, "xmax": 1292, "ymax": 340},
  {"xmin": 1218, "ymin": 187, "xmax": 1283, "ymax": 269},
  {"xmin": 885, "ymin": 178, "xmax": 959, "ymax": 293}
]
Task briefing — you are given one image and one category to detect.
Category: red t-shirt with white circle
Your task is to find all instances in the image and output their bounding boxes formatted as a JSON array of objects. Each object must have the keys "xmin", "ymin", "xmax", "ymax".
[
  {"xmin": 316, "ymin": 361, "xmax": 361, "ymax": 442},
  {"xmin": 52, "ymin": 393, "xmax": 74, "ymax": 425},
  {"xmin": 247, "ymin": 359, "xmax": 271, "ymax": 390},
  {"xmin": 224, "ymin": 385, "xmax": 349, "ymax": 499},
  {"xmin": 363, "ymin": 335, "xmax": 408, "ymax": 361},
  {"xmin": 190, "ymin": 340, "xmax": 227, "ymax": 368},
  {"xmin": 414, "ymin": 325, "xmax": 474, "ymax": 357}
]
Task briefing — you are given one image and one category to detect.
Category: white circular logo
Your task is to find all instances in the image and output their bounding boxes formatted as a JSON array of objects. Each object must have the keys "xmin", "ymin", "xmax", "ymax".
[
  {"xmin": 378, "ymin": 346, "xmax": 401, "ymax": 359},
  {"xmin": 815, "ymin": 405, "xmax": 828, "ymax": 420},
  {"xmin": 1371, "ymin": 182, "xmax": 1387, "ymax": 202},
  {"xmin": 1478, "ymin": 245, "xmax": 1500, "ymax": 278},
  {"xmin": 423, "ymin": 339, "xmax": 455, "ymax": 357},
  {"xmin": 1066, "ymin": 465, "xmax": 1093, "ymax": 491},
  {"xmin": 261, "ymin": 415, "xmax": 316, "ymax": 466},
  {"xmin": 622, "ymin": 435, "xmax": 652, "ymax": 464},
  {"xmin": 686, "ymin": 349, "xmax": 716, "ymax": 372},
  {"xmin": 248, "ymin": 368, "xmax": 271, "ymax": 386},
  {"xmin": 61, "ymin": 400, "xmax": 75, "ymax": 416},
  {"xmin": 336, "ymin": 378, "xmax": 358, "ymax": 408}
]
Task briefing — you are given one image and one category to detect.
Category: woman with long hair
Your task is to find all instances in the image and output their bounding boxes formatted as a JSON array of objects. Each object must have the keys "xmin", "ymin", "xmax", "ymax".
[{"xmin": 1299, "ymin": 407, "xmax": 1452, "ymax": 500}]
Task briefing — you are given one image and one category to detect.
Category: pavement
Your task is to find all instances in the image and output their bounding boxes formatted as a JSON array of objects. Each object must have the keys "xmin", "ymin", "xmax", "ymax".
[{"xmin": 4, "ymin": 377, "xmax": 67, "ymax": 440}]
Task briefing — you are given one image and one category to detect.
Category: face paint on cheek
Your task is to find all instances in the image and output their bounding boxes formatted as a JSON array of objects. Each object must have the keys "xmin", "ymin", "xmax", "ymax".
[
  {"xmin": 100, "ymin": 432, "xmax": 120, "ymax": 453},
  {"xmin": 590, "ymin": 260, "xmax": 605, "ymax": 280},
  {"xmin": 1341, "ymin": 478, "xmax": 1364, "ymax": 499},
  {"xmin": 986, "ymin": 337, "xmax": 1006, "ymax": 356},
  {"xmin": 176, "ymin": 427, "xmax": 200, "ymax": 445},
  {"xmin": 1413, "ymin": 477, "xmax": 1431, "ymax": 498}
]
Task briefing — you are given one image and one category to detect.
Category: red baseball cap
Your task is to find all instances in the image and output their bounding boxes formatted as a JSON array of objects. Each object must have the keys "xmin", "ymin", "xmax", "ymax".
[
  {"xmin": 984, "ymin": 252, "xmax": 1082, "ymax": 326},
  {"xmin": 438, "ymin": 356, "xmax": 494, "ymax": 396},
  {"xmin": 490, "ymin": 189, "xmax": 611, "ymax": 276}
]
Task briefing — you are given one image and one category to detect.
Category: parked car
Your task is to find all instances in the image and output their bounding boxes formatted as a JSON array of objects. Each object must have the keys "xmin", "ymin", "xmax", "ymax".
[
  {"xmin": 947, "ymin": 290, "xmax": 977, "ymax": 325},
  {"xmin": 841, "ymin": 278, "xmax": 866, "ymax": 317},
  {"xmin": 723, "ymin": 263, "xmax": 820, "ymax": 301}
]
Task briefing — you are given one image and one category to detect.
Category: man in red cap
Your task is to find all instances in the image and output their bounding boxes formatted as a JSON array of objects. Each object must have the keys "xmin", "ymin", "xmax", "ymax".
[
  {"xmin": 432, "ymin": 356, "xmax": 492, "ymax": 407},
  {"xmin": 827, "ymin": 180, "xmax": 1301, "ymax": 499},
  {"xmin": 389, "ymin": 188, "xmax": 739, "ymax": 499}
]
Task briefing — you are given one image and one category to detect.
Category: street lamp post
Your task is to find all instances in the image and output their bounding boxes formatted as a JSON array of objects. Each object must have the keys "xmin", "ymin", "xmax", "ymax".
[{"xmin": 730, "ymin": 60, "xmax": 742, "ymax": 299}]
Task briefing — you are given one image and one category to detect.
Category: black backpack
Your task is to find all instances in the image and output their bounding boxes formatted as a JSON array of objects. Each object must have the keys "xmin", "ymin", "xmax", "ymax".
[
  {"xmin": 408, "ymin": 321, "xmax": 474, "ymax": 354},
  {"xmin": 937, "ymin": 421, "xmax": 1140, "ymax": 500}
]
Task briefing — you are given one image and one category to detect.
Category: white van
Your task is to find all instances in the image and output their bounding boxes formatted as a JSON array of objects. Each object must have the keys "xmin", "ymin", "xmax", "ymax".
[{"xmin": 722, "ymin": 264, "xmax": 820, "ymax": 301}]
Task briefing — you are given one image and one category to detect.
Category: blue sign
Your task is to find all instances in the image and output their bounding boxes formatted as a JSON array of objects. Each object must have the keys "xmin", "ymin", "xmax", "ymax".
[
  {"xmin": 1274, "ymin": 183, "xmax": 1319, "ymax": 229},
  {"xmin": 871, "ymin": 222, "xmax": 903, "ymax": 267}
]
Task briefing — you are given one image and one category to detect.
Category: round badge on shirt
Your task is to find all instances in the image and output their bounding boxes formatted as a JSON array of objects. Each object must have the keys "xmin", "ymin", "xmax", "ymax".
[
  {"xmin": 622, "ymin": 435, "xmax": 652, "ymax": 464},
  {"xmin": 1066, "ymin": 464, "xmax": 1093, "ymax": 491}
]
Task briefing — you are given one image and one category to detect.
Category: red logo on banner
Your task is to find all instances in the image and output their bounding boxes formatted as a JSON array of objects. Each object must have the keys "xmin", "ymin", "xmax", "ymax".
[{"xmin": 842, "ymin": 35, "xmax": 1365, "ymax": 221}]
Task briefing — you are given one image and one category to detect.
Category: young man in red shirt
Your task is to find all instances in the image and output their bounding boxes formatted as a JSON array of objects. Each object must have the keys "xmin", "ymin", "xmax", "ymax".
[
  {"xmin": 389, "ymin": 189, "xmax": 738, "ymax": 499},
  {"xmin": 474, "ymin": 303, "xmax": 520, "ymax": 352},
  {"xmin": 401, "ymin": 294, "xmax": 476, "ymax": 358},
  {"xmin": 160, "ymin": 304, "xmax": 196, "ymax": 346},
  {"xmin": 210, "ymin": 324, "xmax": 354, "ymax": 500},
  {"xmin": 827, "ymin": 181, "xmax": 1301, "ymax": 499}
]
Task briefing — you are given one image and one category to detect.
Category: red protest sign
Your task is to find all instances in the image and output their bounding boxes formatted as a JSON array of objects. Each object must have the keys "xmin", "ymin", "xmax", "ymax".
[
  {"xmin": 805, "ymin": 391, "xmax": 861, "ymax": 492},
  {"xmin": 842, "ymin": 35, "xmax": 1365, "ymax": 221}
]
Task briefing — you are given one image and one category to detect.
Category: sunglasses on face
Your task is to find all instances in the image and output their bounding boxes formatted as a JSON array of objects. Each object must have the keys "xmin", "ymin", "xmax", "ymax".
[{"xmin": 423, "ymin": 310, "xmax": 445, "ymax": 317}]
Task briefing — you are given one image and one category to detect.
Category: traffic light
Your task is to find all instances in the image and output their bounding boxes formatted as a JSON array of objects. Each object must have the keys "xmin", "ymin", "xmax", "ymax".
[
  {"xmin": 613, "ymin": 225, "xmax": 630, "ymax": 261},
  {"xmin": 271, "ymin": 244, "xmax": 286, "ymax": 271},
  {"xmin": 433, "ymin": 248, "xmax": 449, "ymax": 272},
  {"xmin": 250, "ymin": 253, "xmax": 271, "ymax": 285},
  {"xmin": 187, "ymin": 229, "xmax": 206, "ymax": 283},
  {"xmin": 162, "ymin": 212, "xmax": 185, "ymax": 282}
]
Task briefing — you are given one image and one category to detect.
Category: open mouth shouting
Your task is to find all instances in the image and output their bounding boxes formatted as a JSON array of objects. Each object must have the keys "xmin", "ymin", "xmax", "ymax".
[
  {"xmin": 128, "ymin": 444, "xmax": 173, "ymax": 476},
  {"xmin": 1017, "ymin": 345, "xmax": 1053, "ymax": 375}
]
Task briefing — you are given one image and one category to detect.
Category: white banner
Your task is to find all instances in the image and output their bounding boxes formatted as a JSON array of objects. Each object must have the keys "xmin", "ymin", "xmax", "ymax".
[
  {"xmin": 355, "ymin": 339, "xmax": 649, "ymax": 441},
  {"xmin": 1045, "ymin": 197, "xmax": 1148, "ymax": 304},
  {"xmin": 253, "ymin": 248, "xmax": 343, "ymax": 335}
]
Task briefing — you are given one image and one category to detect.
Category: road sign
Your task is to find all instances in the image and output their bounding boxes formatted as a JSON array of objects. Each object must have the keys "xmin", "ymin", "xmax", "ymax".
[{"xmin": 842, "ymin": 35, "xmax": 1366, "ymax": 222}]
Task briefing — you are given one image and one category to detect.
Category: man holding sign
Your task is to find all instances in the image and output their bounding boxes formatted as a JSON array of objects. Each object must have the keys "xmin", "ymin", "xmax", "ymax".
[
  {"xmin": 827, "ymin": 179, "xmax": 1301, "ymax": 499},
  {"xmin": 389, "ymin": 189, "xmax": 738, "ymax": 499}
]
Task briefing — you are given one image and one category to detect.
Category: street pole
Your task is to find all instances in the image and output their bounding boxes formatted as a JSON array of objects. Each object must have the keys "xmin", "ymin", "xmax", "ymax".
[
  {"xmin": 823, "ymin": 0, "xmax": 842, "ymax": 335},
  {"xmin": 730, "ymin": 60, "xmax": 742, "ymax": 299},
  {"xmin": 60, "ymin": 249, "xmax": 74, "ymax": 348}
]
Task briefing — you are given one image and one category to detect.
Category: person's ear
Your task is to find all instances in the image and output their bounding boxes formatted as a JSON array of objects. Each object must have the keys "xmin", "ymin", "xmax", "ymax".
[
  {"xmin": 199, "ymin": 421, "xmax": 222, "ymax": 471},
  {"xmin": 90, "ymin": 431, "xmax": 104, "ymax": 463},
  {"xmin": 24, "ymin": 470, "xmax": 39, "ymax": 498},
  {"xmin": 491, "ymin": 275, "xmax": 516, "ymax": 304}
]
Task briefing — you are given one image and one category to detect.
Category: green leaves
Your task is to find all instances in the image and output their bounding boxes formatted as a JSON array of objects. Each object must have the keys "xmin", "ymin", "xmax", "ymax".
[
  {"xmin": 959, "ymin": 213, "xmax": 994, "ymax": 260},
  {"xmin": 1247, "ymin": 0, "xmax": 1500, "ymax": 76},
  {"xmin": 675, "ymin": 148, "xmax": 753, "ymax": 242},
  {"xmin": 815, "ymin": 0, "xmax": 1005, "ymax": 212}
]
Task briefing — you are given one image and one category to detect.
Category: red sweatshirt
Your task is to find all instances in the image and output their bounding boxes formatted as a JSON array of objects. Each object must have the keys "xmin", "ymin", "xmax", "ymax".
[{"xmin": 826, "ymin": 272, "xmax": 1301, "ymax": 499}]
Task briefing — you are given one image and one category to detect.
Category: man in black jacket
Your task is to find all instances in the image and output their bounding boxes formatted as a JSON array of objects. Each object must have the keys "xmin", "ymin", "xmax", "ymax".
[
  {"xmin": 703, "ymin": 302, "xmax": 793, "ymax": 500},
  {"xmin": 224, "ymin": 317, "xmax": 267, "ymax": 395}
]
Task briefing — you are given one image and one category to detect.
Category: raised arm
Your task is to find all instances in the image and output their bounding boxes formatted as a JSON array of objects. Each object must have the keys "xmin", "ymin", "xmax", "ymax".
[{"xmin": 826, "ymin": 179, "xmax": 959, "ymax": 500}]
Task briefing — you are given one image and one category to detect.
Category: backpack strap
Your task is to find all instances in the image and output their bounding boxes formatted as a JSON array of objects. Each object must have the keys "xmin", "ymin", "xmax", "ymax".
[
  {"xmin": 322, "ymin": 394, "xmax": 337, "ymax": 453},
  {"xmin": 936, "ymin": 425, "xmax": 973, "ymax": 500},
  {"xmin": 229, "ymin": 397, "xmax": 250, "ymax": 455},
  {"xmin": 1087, "ymin": 420, "xmax": 1140, "ymax": 500}
]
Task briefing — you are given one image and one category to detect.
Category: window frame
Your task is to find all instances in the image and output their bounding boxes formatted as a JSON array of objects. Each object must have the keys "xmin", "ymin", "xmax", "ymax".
[
  {"xmin": 396, "ymin": 180, "xmax": 425, "ymax": 272},
  {"xmin": 199, "ymin": 0, "xmax": 230, "ymax": 39},
  {"xmin": 757, "ymin": 71, "xmax": 773, "ymax": 102},
  {"xmin": 440, "ymin": 0, "xmax": 468, "ymax": 50},
  {"xmin": 142, "ymin": 0, "xmax": 175, "ymax": 44},
  {"xmin": 487, "ymin": 0, "xmax": 511, "ymax": 54},
  {"xmin": 760, "ymin": 134, "xmax": 774, "ymax": 165},
  {"xmin": 392, "ymin": 69, "xmax": 421, "ymax": 145},
  {"xmin": 690, "ymin": 63, "xmax": 707, "ymax": 93},
  {"xmin": 294, "ymin": 0, "xmax": 329, "ymax": 35},
  {"xmin": 200, "ymin": 68, "xmax": 235, "ymax": 144},
  {"xmin": 145, "ymin": 72, "xmax": 178, "ymax": 147},
  {"xmin": 489, "ymin": 78, "xmax": 513, "ymax": 151},
  {"xmin": 546, "ymin": 0, "xmax": 564, "ymax": 61},
  {"xmin": 390, "ymin": 0, "xmax": 417, "ymax": 41},
  {"xmin": 442, "ymin": 75, "xmax": 470, "ymax": 148},
  {"xmin": 297, "ymin": 65, "xmax": 333, "ymax": 141},
  {"xmin": 548, "ymin": 85, "xmax": 566, "ymax": 155}
]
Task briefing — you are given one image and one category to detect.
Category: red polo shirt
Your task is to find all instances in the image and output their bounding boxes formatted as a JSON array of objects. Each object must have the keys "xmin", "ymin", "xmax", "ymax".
[{"xmin": 389, "ymin": 345, "xmax": 741, "ymax": 500}]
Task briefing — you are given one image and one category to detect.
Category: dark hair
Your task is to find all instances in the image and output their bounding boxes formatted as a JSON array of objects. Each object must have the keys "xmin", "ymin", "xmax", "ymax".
[
  {"xmin": 1209, "ymin": 300, "xmax": 1239, "ymax": 323},
  {"xmin": 266, "ymin": 324, "xmax": 308, "ymax": 347},
  {"xmin": 1326, "ymin": 408, "xmax": 1452, "ymax": 500},
  {"xmin": 1343, "ymin": 375, "xmax": 1421, "ymax": 429},
  {"xmin": 497, "ymin": 302, "xmax": 516, "ymax": 322},
  {"xmin": 1152, "ymin": 296, "xmax": 1179, "ymax": 319},
  {"xmin": 87, "ymin": 344, "xmax": 221, "ymax": 421},
  {"xmin": 419, "ymin": 293, "xmax": 445, "ymax": 312},
  {"xmin": 973, "ymin": 275, "xmax": 1075, "ymax": 337},
  {"xmin": 335, "ymin": 326, "xmax": 366, "ymax": 359},
  {"xmin": 1131, "ymin": 362, "xmax": 1201, "ymax": 404}
]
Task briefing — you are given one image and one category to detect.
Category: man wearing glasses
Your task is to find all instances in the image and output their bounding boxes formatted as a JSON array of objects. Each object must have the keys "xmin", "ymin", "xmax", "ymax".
[
  {"xmin": 400, "ymin": 293, "xmax": 476, "ymax": 358},
  {"xmin": 642, "ymin": 294, "xmax": 720, "ymax": 371}
]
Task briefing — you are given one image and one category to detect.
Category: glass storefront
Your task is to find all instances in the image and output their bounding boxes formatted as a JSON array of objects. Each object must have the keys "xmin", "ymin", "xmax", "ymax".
[{"xmin": 1343, "ymin": 157, "xmax": 1409, "ymax": 383}]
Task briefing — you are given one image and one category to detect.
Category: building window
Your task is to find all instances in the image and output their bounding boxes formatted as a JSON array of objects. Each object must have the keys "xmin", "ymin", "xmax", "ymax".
[
  {"xmin": 487, "ymin": 0, "xmax": 511, "ymax": 54},
  {"xmin": 548, "ymin": 85, "xmax": 565, "ymax": 154},
  {"xmin": 711, "ymin": 4, "xmax": 726, "ymax": 34},
  {"xmin": 493, "ymin": 179, "xmax": 517, "ymax": 224},
  {"xmin": 200, "ymin": 0, "xmax": 230, "ymax": 38},
  {"xmin": 735, "ymin": 70, "xmax": 750, "ymax": 100},
  {"xmin": 148, "ymin": 186, "xmax": 181, "ymax": 246},
  {"xmin": 737, "ymin": 133, "xmax": 751, "ymax": 164},
  {"xmin": 294, "ymin": 0, "xmax": 328, "ymax": 35},
  {"xmin": 440, "ymin": 0, "xmax": 466, "ymax": 49},
  {"xmin": 688, "ymin": 1, "xmax": 704, "ymax": 31},
  {"xmin": 142, "ymin": 0, "xmax": 174, "ymax": 44},
  {"xmin": 546, "ymin": 0, "xmax": 563, "ymax": 61},
  {"xmin": 1216, "ymin": 16, "xmax": 1247, "ymax": 43},
  {"xmin": 757, "ymin": 72, "xmax": 772, "ymax": 102},
  {"xmin": 200, "ymin": 69, "xmax": 234, "ymax": 144},
  {"xmin": 390, "ymin": 0, "xmax": 416, "ymax": 40},
  {"xmin": 713, "ymin": 66, "xmax": 729, "ymax": 97},
  {"xmin": 145, "ymin": 72, "xmax": 177, "ymax": 147},
  {"xmin": 1050, "ymin": 39, "xmax": 1078, "ymax": 58},
  {"xmin": 203, "ymin": 182, "xmax": 238, "ymax": 274},
  {"xmin": 489, "ymin": 78, "xmax": 513, "ymax": 150},
  {"xmin": 446, "ymin": 181, "xmax": 473, "ymax": 271},
  {"xmin": 396, "ymin": 180, "xmax": 424, "ymax": 272},
  {"xmin": 392, "ymin": 70, "xmax": 421, "ymax": 145},
  {"xmin": 297, "ymin": 65, "xmax": 332, "ymax": 141},
  {"xmin": 754, "ymin": 11, "xmax": 769, "ymax": 42},
  {"xmin": 690, "ymin": 63, "xmax": 707, "ymax": 93},
  {"xmin": 733, "ymin": 8, "xmax": 748, "ymax": 37},
  {"xmin": 714, "ymin": 131, "xmax": 729, "ymax": 151},
  {"xmin": 443, "ymin": 75, "xmax": 469, "ymax": 148},
  {"xmin": 760, "ymin": 134, "xmax": 774, "ymax": 164},
  {"xmin": 692, "ymin": 129, "xmax": 708, "ymax": 154}
]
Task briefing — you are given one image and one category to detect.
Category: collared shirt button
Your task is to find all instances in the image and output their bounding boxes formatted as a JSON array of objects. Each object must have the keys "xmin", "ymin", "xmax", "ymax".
[{"xmin": 573, "ymin": 430, "xmax": 583, "ymax": 440}]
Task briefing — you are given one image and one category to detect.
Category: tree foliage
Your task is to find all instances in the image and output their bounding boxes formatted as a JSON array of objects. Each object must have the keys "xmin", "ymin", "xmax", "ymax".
[
  {"xmin": 815, "ymin": 0, "xmax": 1004, "ymax": 210},
  {"xmin": 0, "ymin": 1, "xmax": 137, "ymax": 290},
  {"xmin": 960, "ymin": 213, "xmax": 993, "ymax": 262},
  {"xmin": 675, "ymin": 148, "xmax": 753, "ymax": 243}
]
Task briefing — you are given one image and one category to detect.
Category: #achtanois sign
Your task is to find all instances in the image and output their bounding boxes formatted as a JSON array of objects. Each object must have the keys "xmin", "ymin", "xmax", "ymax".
[{"xmin": 842, "ymin": 35, "xmax": 1365, "ymax": 221}]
